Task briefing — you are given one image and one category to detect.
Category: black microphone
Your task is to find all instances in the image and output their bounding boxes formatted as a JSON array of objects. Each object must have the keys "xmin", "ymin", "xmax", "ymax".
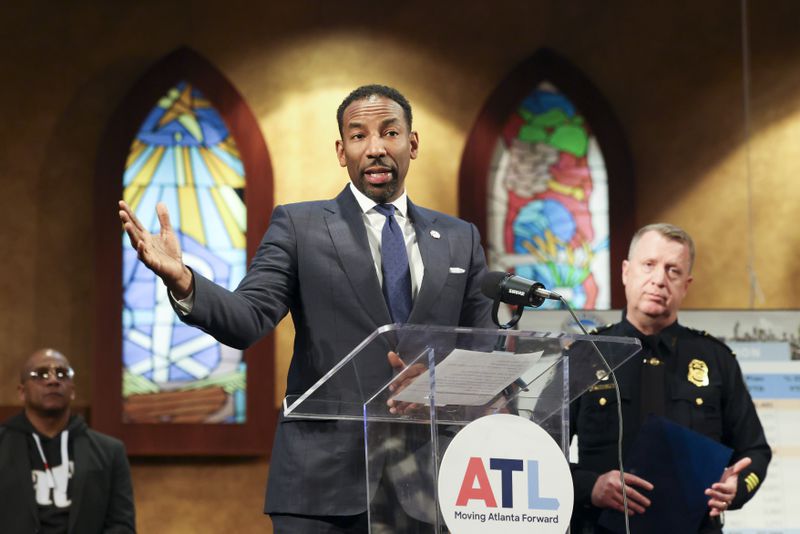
[{"xmin": 480, "ymin": 271, "xmax": 561, "ymax": 308}]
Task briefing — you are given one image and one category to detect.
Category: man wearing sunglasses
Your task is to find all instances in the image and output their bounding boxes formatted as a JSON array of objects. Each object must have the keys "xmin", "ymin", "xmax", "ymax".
[{"xmin": 0, "ymin": 348, "xmax": 136, "ymax": 533}]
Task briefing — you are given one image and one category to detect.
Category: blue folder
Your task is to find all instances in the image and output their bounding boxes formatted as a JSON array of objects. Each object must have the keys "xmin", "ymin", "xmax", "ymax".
[{"xmin": 598, "ymin": 415, "xmax": 733, "ymax": 534}]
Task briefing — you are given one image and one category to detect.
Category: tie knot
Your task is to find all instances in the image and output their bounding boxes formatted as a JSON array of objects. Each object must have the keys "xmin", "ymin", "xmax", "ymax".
[{"xmin": 374, "ymin": 203, "xmax": 396, "ymax": 218}]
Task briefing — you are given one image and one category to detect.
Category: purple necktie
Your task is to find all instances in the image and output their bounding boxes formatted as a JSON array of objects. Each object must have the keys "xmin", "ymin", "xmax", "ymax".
[{"xmin": 374, "ymin": 204, "xmax": 412, "ymax": 323}]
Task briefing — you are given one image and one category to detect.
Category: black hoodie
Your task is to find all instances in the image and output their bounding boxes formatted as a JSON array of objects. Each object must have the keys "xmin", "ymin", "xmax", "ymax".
[{"xmin": 3, "ymin": 412, "xmax": 88, "ymax": 533}]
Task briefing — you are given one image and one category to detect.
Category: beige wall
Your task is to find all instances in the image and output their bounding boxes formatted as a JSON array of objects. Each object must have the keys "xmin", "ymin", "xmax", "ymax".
[
  {"xmin": 2, "ymin": 1, "xmax": 800, "ymax": 531},
  {"xmin": 130, "ymin": 457, "xmax": 269, "ymax": 532}
]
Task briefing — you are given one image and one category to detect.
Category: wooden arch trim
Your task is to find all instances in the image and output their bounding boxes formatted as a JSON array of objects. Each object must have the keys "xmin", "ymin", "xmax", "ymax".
[
  {"xmin": 93, "ymin": 47, "xmax": 275, "ymax": 455},
  {"xmin": 458, "ymin": 48, "xmax": 635, "ymax": 307}
]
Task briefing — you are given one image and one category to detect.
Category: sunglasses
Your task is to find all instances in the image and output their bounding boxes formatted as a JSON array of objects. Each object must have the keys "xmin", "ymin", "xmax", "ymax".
[{"xmin": 28, "ymin": 366, "xmax": 75, "ymax": 382}]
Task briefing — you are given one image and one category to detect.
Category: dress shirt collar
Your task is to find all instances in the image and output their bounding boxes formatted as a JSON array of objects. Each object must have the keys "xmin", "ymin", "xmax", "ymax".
[{"xmin": 348, "ymin": 182, "xmax": 409, "ymax": 218}]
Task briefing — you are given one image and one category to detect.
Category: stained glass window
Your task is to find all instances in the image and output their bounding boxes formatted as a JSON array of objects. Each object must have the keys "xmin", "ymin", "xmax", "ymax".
[
  {"xmin": 486, "ymin": 82, "xmax": 610, "ymax": 309},
  {"xmin": 121, "ymin": 82, "xmax": 247, "ymax": 423}
]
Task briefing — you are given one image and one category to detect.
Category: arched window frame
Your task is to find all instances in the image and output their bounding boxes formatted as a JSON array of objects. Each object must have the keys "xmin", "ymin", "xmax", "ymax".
[
  {"xmin": 93, "ymin": 48, "xmax": 275, "ymax": 455},
  {"xmin": 459, "ymin": 48, "xmax": 635, "ymax": 308}
]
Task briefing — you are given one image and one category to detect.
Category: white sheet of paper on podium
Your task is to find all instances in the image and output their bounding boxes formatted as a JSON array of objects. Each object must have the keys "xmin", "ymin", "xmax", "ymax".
[{"xmin": 391, "ymin": 349, "xmax": 544, "ymax": 406}]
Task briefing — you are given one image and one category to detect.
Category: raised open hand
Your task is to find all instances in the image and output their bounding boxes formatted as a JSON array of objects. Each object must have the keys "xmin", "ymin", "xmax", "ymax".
[{"xmin": 119, "ymin": 200, "xmax": 193, "ymax": 299}]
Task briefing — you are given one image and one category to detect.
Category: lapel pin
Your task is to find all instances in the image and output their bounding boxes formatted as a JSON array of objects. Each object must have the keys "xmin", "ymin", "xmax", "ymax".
[{"xmin": 430, "ymin": 230, "xmax": 441, "ymax": 239}]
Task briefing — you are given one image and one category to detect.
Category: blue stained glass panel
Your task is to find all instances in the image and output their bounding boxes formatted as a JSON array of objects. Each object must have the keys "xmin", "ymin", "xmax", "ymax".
[{"xmin": 121, "ymin": 82, "xmax": 247, "ymax": 424}]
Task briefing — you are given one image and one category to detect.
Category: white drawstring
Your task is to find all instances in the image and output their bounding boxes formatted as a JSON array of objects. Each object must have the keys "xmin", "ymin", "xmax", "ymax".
[{"xmin": 32, "ymin": 430, "xmax": 69, "ymax": 491}]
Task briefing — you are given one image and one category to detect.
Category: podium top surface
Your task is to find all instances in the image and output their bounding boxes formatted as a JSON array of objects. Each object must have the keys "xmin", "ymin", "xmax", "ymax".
[{"xmin": 283, "ymin": 323, "xmax": 641, "ymax": 423}]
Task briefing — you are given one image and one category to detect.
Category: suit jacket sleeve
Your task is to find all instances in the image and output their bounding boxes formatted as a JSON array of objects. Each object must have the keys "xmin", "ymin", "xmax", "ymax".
[{"xmin": 180, "ymin": 204, "xmax": 298, "ymax": 349}]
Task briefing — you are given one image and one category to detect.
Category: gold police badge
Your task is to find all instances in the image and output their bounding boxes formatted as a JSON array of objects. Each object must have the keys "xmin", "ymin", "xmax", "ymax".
[{"xmin": 688, "ymin": 359, "xmax": 709, "ymax": 387}]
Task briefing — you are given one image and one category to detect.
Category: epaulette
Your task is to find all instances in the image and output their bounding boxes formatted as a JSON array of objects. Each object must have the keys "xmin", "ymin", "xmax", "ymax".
[
  {"xmin": 685, "ymin": 326, "xmax": 737, "ymax": 357},
  {"xmin": 588, "ymin": 323, "xmax": 614, "ymax": 335}
]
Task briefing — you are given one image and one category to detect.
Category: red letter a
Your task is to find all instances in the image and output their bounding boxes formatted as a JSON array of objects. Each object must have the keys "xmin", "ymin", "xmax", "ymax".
[{"xmin": 455, "ymin": 457, "xmax": 497, "ymax": 507}]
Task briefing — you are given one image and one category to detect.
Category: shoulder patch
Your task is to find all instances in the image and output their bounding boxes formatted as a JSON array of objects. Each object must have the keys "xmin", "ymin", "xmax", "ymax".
[{"xmin": 685, "ymin": 326, "xmax": 737, "ymax": 357}]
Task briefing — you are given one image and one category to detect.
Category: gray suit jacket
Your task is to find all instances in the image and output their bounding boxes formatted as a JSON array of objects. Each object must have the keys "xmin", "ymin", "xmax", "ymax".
[{"xmin": 181, "ymin": 185, "xmax": 493, "ymax": 515}]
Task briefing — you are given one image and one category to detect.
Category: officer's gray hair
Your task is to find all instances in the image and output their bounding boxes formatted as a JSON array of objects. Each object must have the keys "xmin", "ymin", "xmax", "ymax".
[{"xmin": 628, "ymin": 223, "xmax": 696, "ymax": 272}]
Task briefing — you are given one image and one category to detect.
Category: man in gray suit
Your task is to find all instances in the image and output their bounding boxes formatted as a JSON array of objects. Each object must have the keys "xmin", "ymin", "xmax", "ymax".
[{"xmin": 119, "ymin": 84, "xmax": 493, "ymax": 533}]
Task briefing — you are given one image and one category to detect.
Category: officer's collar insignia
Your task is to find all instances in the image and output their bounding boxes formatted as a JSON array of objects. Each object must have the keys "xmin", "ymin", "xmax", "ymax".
[{"xmin": 688, "ymin": 359, "xmax": 709, "ymax": 387}]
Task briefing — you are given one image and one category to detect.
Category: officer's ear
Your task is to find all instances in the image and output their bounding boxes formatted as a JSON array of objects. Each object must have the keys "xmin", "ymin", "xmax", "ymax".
[{"xmin": 621, "ymin": 259, "xmax": 630, "ymax": 287}]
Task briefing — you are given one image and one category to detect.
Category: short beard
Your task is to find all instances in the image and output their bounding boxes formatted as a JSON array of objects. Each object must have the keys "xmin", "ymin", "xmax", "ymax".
[{"xmin": 358, "ymin": 175, "xmax": 399, "ymax": 204}]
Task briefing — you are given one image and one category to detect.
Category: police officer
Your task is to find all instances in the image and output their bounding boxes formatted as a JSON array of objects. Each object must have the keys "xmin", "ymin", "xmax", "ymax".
[{"xmin": 570, "ymin": 223, "xmax": 771, "ymax": 533}]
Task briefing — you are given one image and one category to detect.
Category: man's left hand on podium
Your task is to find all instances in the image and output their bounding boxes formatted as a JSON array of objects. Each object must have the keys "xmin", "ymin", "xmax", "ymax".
[{"xmin": 386, "ymin": 351, "xmax": 428, "ymax": 415}]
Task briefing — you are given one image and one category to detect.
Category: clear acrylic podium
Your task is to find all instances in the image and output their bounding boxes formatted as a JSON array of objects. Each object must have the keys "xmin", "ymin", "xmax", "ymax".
[{"xmin": 283, "ymin": 324, "xmax": 641, "ymax": 533}]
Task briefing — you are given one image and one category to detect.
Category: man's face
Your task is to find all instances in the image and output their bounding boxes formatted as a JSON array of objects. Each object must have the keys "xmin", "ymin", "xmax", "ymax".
[
  {"xmin": 18, "ymin": 349, "xmax": 75, "ymax": 416},
  {"xmin": 335, "ymin": 95, "xmax": 419, "ymax": 204},
  {"xmin": 622, "ymin": 231, "xmax": 693, "ymax": 332}
]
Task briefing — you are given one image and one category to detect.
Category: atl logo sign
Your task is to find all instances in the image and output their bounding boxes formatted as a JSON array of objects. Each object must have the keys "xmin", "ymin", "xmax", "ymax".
[
  {"xmin": 438, "ymin": 415, "xmax": 573, "ymax": 533},
  {"xmin": 456, "ymin": 457, "xmax": 559, "ymax": 510}
]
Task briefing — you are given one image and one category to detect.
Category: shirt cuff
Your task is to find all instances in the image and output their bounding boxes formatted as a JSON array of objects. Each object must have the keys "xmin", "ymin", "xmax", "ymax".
[{"xmin": 171, "ymin": 290, "xmax": 194, "ymax": 315}]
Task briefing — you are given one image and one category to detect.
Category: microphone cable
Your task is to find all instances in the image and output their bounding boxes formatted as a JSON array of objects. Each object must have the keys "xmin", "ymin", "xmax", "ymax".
[{"xmin": 556, "ymin": 293, "xmax": 633, "ymax": 534}]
